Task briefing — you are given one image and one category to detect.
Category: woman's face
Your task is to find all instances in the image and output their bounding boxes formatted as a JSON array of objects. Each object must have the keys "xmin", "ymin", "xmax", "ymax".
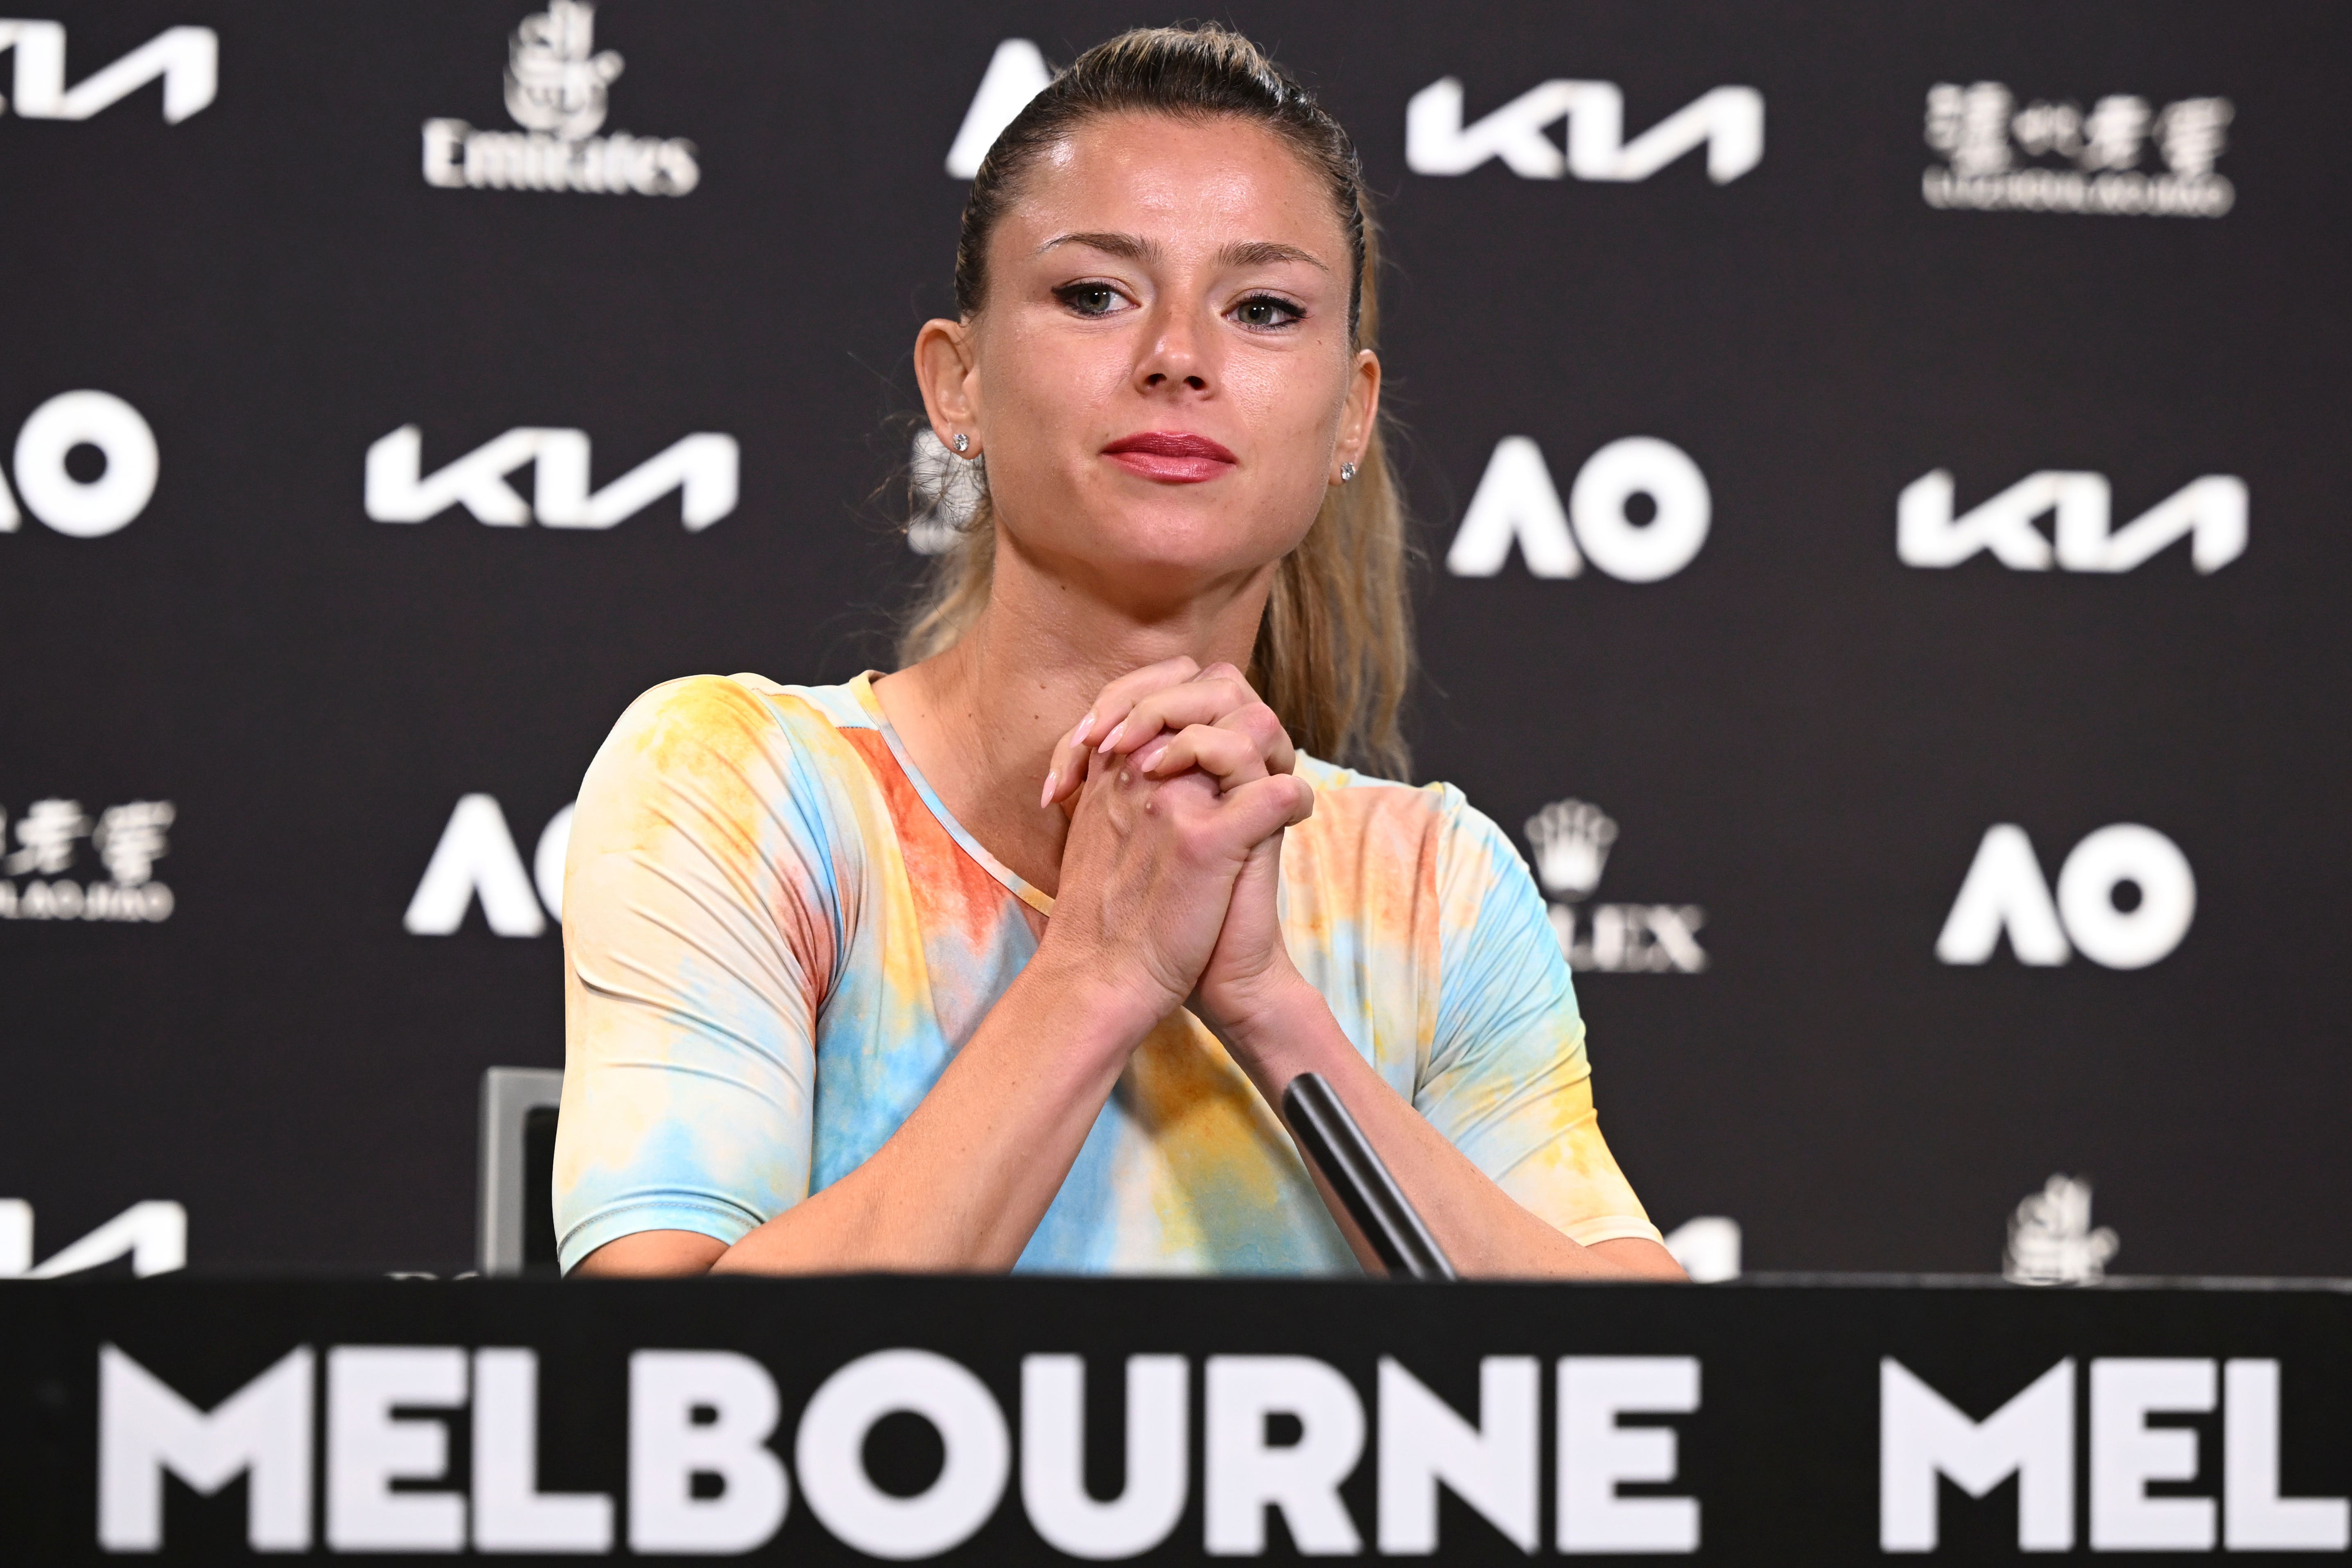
[{"xmin": 921, "ymin": 112, "xmax": 1378, "ymax": 611}]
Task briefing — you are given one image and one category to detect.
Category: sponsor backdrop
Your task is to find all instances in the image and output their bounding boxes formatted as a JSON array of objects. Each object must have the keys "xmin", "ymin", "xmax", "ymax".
[
  {"xmin": 2, "ymin": 1, "xmax": 2345, "ymax": 1277},
  {"xmin": 7, "ymin": 1277, "xmax": 2352, "ymax": 1561}
]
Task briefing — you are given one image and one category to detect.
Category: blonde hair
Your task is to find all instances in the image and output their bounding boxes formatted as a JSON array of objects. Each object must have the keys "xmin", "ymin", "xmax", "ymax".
[{"xmin": 899, "ymin": 24, "xmax": 1412, "ymax": 777}]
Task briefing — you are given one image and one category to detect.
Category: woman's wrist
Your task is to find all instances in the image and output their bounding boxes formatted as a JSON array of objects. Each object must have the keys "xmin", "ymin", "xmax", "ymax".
[
  {"xmin": 1017, "ymin": 937, "xmax": 1181, "ymax": 1063},
  {"xmin": 1204, "ymin": 968, "xmax": 1338, "ymax": 1087}
]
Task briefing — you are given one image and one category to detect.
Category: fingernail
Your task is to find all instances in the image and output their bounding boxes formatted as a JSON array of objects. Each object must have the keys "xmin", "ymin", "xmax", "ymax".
[
  {"xmin": 1071, "ymin": 712, "xmax": 1094, "ymax": 748},
  {"xmin": 1096, "ymin": 720, "xmax": 1125, "ymax": 754},
  {"xmin": 1039, "ymin": 770, "xmax": 1057, "ymax": 808}
]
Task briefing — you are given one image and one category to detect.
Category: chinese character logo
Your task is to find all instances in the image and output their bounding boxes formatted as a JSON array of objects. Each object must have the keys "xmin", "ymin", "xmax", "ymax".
[
  {"xmin": 0, "ymin": 798, "xmax": 174, "ymax": 921},
  {"xmin": 1923, "ymin": 82, "xmax": 2233, "ymax": 218}
]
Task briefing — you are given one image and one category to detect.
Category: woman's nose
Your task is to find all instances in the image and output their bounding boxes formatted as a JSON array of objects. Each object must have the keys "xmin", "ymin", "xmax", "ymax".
[{"xmin": 1137, "ymin": 307, "xmax": 1214, "ymax": 393}]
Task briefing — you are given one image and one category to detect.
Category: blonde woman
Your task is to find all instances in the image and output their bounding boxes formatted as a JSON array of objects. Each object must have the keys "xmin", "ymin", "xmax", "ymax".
[{"xmin": 557, "ymin": 25, "xmax": 1683, "ymax": 1282}]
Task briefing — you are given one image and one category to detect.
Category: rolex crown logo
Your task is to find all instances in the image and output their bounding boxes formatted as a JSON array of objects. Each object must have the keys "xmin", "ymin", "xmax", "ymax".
[{"xmin": 1526, "ymin": 798, "xmax": 1617, "ymax": 901}]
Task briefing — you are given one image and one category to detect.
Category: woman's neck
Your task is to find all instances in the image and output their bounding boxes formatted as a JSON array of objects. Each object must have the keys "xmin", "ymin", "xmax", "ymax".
[{"xmin": 872, "ymin": 549, "xmax": 1273, "ymax": 898}]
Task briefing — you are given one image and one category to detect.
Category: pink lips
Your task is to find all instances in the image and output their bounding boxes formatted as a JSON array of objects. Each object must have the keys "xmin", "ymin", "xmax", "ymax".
[{"xmin": 1102, "ymin": 430, "xmax": 1238, "ymax": 484}]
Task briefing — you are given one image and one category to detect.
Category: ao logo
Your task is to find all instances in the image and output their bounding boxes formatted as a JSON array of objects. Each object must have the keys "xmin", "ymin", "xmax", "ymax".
[
  {"xmin": 1407, "ymin": 77, "xmax": 1762, "ymax": 183},
  {"xmin": 1938, "ymin": 823, "xmax": 2195, "ymax": 970},
  {"xmin": 365, "ymin": 426, "xmax": 739, "ymax": 530},
  {"xmin": 1447, "ymin": 436, "xmax": 1710, "ymax": 582},
  {"xmin": 945, "ymin": 39, "xmax": 1051, "ymax": 178},
  {"xmin": 1900, "ymin": 470, "xmax": 2246, "ymax": 573},
  {"xmin": 404, "ymin": 795, "xmax": 572, "ymax": 937},
  {"xmin": 0, "ymin": 391, "xmax": 158, "ymax": 538},
  {"xmin": 0, "ymin": 20, "xmax": 216, "ymax": 123}
]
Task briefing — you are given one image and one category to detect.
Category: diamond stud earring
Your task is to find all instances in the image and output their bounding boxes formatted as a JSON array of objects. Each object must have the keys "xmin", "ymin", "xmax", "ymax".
[
  {"xmin": 951, "ymin": 432, "xmax": 971, "ymax": 454},
  {"xmin": 1339, "ymin": 461, "xmax": 1357, "ymax": 483}
]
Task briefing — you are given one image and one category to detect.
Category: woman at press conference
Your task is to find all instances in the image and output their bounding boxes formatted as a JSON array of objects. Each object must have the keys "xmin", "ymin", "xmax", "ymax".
[{"xmin": 555, "ymin": 25, "xmax": 1685, "ymax": 1283}]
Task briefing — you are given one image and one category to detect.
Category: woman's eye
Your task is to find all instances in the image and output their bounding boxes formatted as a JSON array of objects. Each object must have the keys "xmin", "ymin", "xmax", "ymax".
[
  {"xmin": 1230, "ymin": 294, "xmax": 1304, "ymax": 330},
  {"xmin": 1057, "ymin": 284, "xmax": 1125, "ymax": 317}
]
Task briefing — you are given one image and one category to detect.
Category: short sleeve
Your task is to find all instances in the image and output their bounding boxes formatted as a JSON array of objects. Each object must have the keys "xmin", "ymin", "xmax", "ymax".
[
  {"xmin": 552, "ymin": 676, "xmax": 851, "ymax": 1272},
  {"xmin": 1415, "ymin": 796, "xmax": 1661, "ymax": 1248}
]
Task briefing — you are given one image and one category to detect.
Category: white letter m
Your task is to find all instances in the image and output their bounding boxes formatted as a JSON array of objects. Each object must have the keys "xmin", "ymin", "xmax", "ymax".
[
  {"xmin": 100, "ymin": 1344, "xmax": 314, "ymax": 1552},
  {"xmin": 1882, "ymin": 1358, "xmax": 2074, "ymax": 1552}
]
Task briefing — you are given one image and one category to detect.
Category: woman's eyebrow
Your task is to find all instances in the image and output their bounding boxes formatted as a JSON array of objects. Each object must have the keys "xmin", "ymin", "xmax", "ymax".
[
  {"xmin": 1036, "ymin": 230, "xmax": 1158, "ymax": 261},
  {"xmin": 1034, "ymin": 233, "xmax": 1330, "ymax": 274},
  {"xmin": 1218, "ymin": 239, "xmax": 1329, "ymax": 273}
]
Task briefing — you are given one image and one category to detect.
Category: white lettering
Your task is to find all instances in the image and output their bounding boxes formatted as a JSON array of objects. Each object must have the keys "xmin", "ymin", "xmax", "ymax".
[
  {"xmin": 0, "ymin": 22, "xmax": 216, "ymax": 123},
  {"xmin": 11, "ymin": 390, "xmax": 158, "ymax": 538},
  {"xmin": 326, "ymin": 1345, "xmax": 468, "ymax": 1552},
  {"xmin": 1204, "ymin": 1355, "xmax": 1364, "ymax": 1555},
  {"xmin": 365, "ymin": 425, "xmax": 737, "ymax": 529},
  {"xmin": 1020, "ymin": 1354, "xmax": 1188, "ymax": 1560},
  {"xmin": 797, "ymin": 1348, "xmax": 1010, "ymax": 1559},
  {"xmin": 1559, "ymin": 1356, "xmax": 1699, "ymax": 1554},
  {"xmin": 1936, "ymin": 825, "xmax": 2070, "ymax": 966},
  {"xmin": 471, "ymin": 1347, "xmax": 613, "ymax": 1553},
  {"xmin": 530, "ymin": 429, "xmax": 739, "ymax": 531},
  {"xmin": 1939, "ymin": 823, "xmax": 2196, "ymax": 970},
  {"xmin": 1898, "ymin": 469, "xmax": 2070, "ymax": 569},
  {"xmin": 1900, "ymin": 469, "xmax": 2246, "ymax": 573},
  {"xmin": 1880, "ymin": 1358, "xmax": 2073, "ymax": 1552},
  {"xmin": 628, "ymin": 1349, "xmax": 789, "ymax": 1554},
  {"xmin": 27, "ymin": 1199, "xmax": 185, "ymax": 1277},
  {"xmin": 946, "ymin": 38, "xmax": 1051, "ymax": 178},
  {"xmin": 1660, "ymin": 1217, "xmax": 1741, "ymax": 1283},
  {"xmin": 1447, "ymin": 436, "xmax": 1579, "ymax": 576},
  {"xmin": 98, "ymin": 1345, "xmax": 312, "ymax": 1552},
  {"xmin": 1561, "ymin": 82, "xmax": 1764, "ymax": 183},
  {"xmin": 2054, "ymin": 823, "xmax": 2196, "ymax": 970},
  {"xmin": 1448, "ymin": 436, "xmax": 1709, "ymax": 582},
  {"xmin": 2223, "ymin": 1360, "xmax": 2350, "ymax": 1550},
  {"xmin": 533, "ymin": 802, "xmax": 574, "ymax": 922},
  {"xmin": 1377, "ymin": 1357, "xmax": 1538, "ymax": 1554},
  {"xmin": 2090, "ymin": 1358, "xmax": 2215, "ymax": 1551},
  {"xmin": 365, "ymin": 425, "xmax": 543, "ymax": 525},
  {"xmin": 1407, "ymin": 77, "xmax": 1760, "ymax": 183},
  {"xmin": 1407, "ymin": 78, "xmax": 1579, "ymax": 178},
  {"xmin": 2057, "ymin": 474, "xmax": 2246, "ymax": 574},
  {"xmin": 405, "ymin": 795, "xmax": 546, "ymax": 937},
  {"xmin": 1569, "ymin": 436, "xmax": 1711, "ymax": 582},
  {"xmin": 0, "ymin": 1197, "xmax": 27, "ymax": 1274}
]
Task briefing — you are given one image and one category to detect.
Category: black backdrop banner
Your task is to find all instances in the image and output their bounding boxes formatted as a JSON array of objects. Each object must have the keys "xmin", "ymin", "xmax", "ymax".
[
  {"xmin": 1, "ymin": 2, "xmax": 2345, "ymax": 1277},
  {"xmin": 5, "ymin": 1277, "xmax": 2351, "ymax": 1560}
]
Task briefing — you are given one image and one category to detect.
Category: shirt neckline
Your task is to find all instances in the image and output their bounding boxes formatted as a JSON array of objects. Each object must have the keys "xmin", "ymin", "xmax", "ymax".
[{"xmin": 849, "ymin": 671, "xmax": 1056, "ymax": 918}]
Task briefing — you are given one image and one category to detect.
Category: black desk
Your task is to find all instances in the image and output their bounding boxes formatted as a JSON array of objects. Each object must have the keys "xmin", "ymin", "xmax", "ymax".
[{"xmin": 3, "ymin": 1275, "xmax": 2346, "ymax": 1561}]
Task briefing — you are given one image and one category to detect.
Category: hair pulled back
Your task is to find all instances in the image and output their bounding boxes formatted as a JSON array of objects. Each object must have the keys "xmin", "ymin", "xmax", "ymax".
[{"xmin": 900, "ymin": 23, "xmax": 1412, "ymax": 777}]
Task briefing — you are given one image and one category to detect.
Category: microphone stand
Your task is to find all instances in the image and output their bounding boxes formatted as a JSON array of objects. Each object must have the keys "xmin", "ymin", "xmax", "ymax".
[{"xmin": 1281, "ymin": 1071, "xmax": 1457, "ymax": 1280}]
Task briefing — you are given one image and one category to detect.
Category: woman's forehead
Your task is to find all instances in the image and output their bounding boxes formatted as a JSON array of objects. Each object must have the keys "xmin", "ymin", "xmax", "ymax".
[{"xmin": 1006, "ymin": 113, "xmax": 1346, "ymax": 260}]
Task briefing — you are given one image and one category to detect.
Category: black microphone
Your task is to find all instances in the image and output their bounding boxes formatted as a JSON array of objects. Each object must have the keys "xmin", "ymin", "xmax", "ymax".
[{"xmin": 1281, "ymin": 1071, "xmax": 1457, "ymax": 1281}]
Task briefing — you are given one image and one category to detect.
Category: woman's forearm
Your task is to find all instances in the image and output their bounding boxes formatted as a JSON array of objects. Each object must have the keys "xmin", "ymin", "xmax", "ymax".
[
  {"xmin": 1216, "ymin": 981, "xmax": 1687, "ymax": 1281},
  {"xmin": 705, "ymin": 952, "xmax": 1159, "ymax": 1275}
]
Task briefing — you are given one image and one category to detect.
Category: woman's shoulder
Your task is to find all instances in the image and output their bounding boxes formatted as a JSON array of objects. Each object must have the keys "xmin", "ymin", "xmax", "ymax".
[
  {"xmin": 1290, "ymin": 756, "xmax": 1531, "ymax": 888},
  {"xmin": 596, "ymin": 671, "xmax": 879, "ymax": 768},
  {"xmin": 577, "ymin": 672, "xmax": 894, "ymax": 842}
]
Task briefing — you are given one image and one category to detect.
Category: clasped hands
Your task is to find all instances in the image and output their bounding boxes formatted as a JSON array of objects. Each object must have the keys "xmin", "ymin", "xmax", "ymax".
[{"xmin": 1029, "ymin": 657, "xmax": 1318, "ymax": 1068}]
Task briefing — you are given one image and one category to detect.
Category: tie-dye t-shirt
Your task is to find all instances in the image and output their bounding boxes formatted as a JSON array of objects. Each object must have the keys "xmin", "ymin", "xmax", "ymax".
[{"xmin": 554, "ymin": 672, "xmax": 1659, "ymax": 1274}]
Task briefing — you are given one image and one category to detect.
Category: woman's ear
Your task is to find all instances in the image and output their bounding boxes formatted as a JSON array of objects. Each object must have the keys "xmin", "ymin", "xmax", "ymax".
[
  {"xmin": 1333, "ymin": 348, "xmax": 1382, "ymax": 481},
  {"xmin": 915, "ymin": 317, "xmax": 983, "ymax": 454}
]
